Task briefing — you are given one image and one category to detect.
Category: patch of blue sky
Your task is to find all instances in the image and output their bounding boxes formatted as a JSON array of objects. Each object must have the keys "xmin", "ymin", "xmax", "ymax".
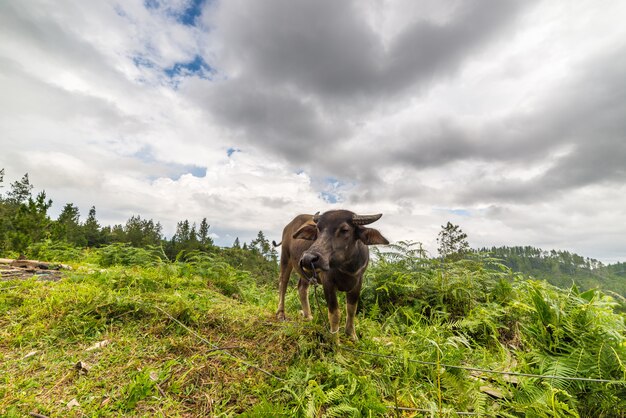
[
  {"xmin": 143, "ymin": 0, "xmax": 206, "ymax": 26},
  {"xmin": 114, "ymin": 4, "xmax": 127, "ymax": 17},
  {"xmin": 320, "ymin": 191, "xmax": 340, "ymax": 204},
  {"xmin": 144, "ymin": 0, "xmax": 159, "ymax": 10},
  {"xmin": 162, "ymin": 164, "xmax": 206, "ymax": 180},
  {"xmin": 132, "ymin": 146, "xmax": 206, "ymax": 180},
  {"xmin": 133, "ymin": 146, "xmax": 153, "ymax": 162},
  {"xmin": 447, "ymin": 209, "xmax": 471, "ymax": 217},
  {"xmin": 324, "ymin": 176, "xmax": 342, "ymax": 188},
  {"xmin": 226, "ymin": 147, "xmax": 241, "ymax": 157},
  {"xmin": 164, "ymin": 55, "xmax": 215, "ymax": 80},
  {"xmin": 186, "ymin": 166, "xmax": 207, "ymax": 178},
  {"xmin": 316, "ymin": 176, "xmax": 356, "ymax": 205},
  {"xmin": 132, "ymin": 55, "xmax": 155, "ymax": 69},
  {"xmin": 177, "ymin": 0, "xmax": 206, "ymax": 26}
]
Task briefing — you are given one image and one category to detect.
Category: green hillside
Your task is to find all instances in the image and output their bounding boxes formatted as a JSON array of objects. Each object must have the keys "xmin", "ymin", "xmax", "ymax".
[
  {"xmin": 1, "ymin": 243, "xmax": 625, "ymax": 417},
  {"xmin": 478, "ymin": 246, "xmax": 626, "ymax": 299}
]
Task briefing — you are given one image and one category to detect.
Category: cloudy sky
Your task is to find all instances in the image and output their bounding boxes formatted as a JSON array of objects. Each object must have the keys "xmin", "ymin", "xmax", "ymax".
[{"xmin": 1, "ymin": 0, "xmax": 625, "ymax": 263}]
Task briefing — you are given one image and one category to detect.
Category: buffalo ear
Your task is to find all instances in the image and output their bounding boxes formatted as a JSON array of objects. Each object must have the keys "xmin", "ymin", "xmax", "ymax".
[
  {"xmin": 358, "ymin": 227, "xmax": 389, "ymax": 245},
  {"xmin": 292, "ymin": 224, "xmax": 317, "ymax": 240}
]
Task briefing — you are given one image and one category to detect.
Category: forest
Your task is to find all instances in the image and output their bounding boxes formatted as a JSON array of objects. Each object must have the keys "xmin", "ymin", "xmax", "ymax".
[{"xmin": 1, "ymin": 169, "xmax": 625, "ymax": 417}]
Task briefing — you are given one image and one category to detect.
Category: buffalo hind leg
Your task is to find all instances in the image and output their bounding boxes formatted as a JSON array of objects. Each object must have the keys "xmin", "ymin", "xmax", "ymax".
[
  {"xmin": 276, "ymin": 261, "xmax": 292, "ymax": 320},
  {"xmin": 297, "ymin": 277, "xmax": 313, "ymax": 320}
]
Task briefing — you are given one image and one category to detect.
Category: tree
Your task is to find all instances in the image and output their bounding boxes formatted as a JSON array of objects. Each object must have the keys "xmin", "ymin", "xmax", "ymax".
[
  {"xmin": 125, "ymin": 215, "xmax": 145, "ymax": 247},
  {"xmin": 110, "ymin": 224, "xmax": 126, "ymax": 243},
  {"xmin": 0, "ymin": 173, "xmax": 53, "ymax": 253},
  {"xmin": 198, "ymin": 218, "xmax": 213, "ymax": 247},
  {"xmin": 437, "ymin": 222, "xmax": 469, "ymax": 260},
  {"xmin": 167, "ymin": 218, "xmax": 213, "ymax": 259},
  {"xmin": 233, "ymin": 237, "xmax": 241, "ymax": 248},
  {"xmin": 173, "ymin": 220, "xmax": 191, "ymax": 244},
  {"xmin": 124, "ymin": 215, "xmax": 162, "ymax": 247},
  {"xmin": 9, "ymin": 190, "xmax": 53, "ymax": 253},
  {"xmin": 52, "ymin": 203, "xmax": 86, "ymax": 246},
  {"xmin": 250, "ymin": 231, "xmax": 270, "ymax": 257},
  {"xmin": 83, "ymin": 206, "xmax": 103, "ymax": 247},
  {"xmin": 250, "ymin": 230, "xmax": 278, "ymax": 263},
  {"xmin": 7, "ymin": 174, "xmax": 33, "ymax": 205},
  {"xmin": 189, "ymin": 223, "xmax": 199, "ymax": 247}
]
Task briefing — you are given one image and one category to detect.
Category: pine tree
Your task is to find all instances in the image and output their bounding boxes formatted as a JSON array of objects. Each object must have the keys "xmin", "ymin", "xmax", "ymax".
[
  {"xmin": 10, "ymin": 190, "xmax": 53, "ymax": 253},
  {"xmin": 198, "ymin": 218, "xmax": 213, "ymax": 246},
  {"xmin": 52, "ymin": 203, "xmax": 86, "ymax": 246},
  {"xmin": 7, "ymin": 174, "xmax": 33, "ymax": 205},
  {"xmin": 123, "ymin": 215, "xmax": 162, "ymax": 247},
  {"xmin": 189, "ymin": 223, "xmax": 199, "ymax": 246},
  {"xmin": 250, "ymin": 230, "xmax": 271, "ymax": 258},
  {"xmin": 110, "ymin": 224, "xmax": 126, "ymax": 242},
  {"xmin": 83, "ymin": 206, "xmax": 103, "ymax": 247}
]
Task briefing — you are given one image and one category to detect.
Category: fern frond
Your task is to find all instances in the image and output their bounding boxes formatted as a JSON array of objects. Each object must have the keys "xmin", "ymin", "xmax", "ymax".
[{"xmin": 323, "ymin": 403, "xmax": 359, "ymax": 418}]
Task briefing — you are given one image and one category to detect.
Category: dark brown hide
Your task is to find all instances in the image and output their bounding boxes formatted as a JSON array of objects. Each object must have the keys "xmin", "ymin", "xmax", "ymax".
[{"xmin": 275, "ymin": 210, "xmax": 388, "ymax": 340}]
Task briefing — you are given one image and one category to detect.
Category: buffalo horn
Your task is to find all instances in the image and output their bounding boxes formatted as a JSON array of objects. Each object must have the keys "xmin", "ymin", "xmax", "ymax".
[
  {"xmin": 352, "ymin": 213, "xmax": 383, "ymax": 225},
  {"xmin": 312, "ymin": 211, "xmax": 320, "ymax": 223}
]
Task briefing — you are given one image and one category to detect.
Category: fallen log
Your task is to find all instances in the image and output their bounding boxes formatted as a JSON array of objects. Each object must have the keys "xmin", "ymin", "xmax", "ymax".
[
  {"xmin": 0, "ymin": 258, "xmax": 72, "ymax": 271},
  {"xmin": 0, "ymin": 258, "xmax": 69, "ymax": 281}
]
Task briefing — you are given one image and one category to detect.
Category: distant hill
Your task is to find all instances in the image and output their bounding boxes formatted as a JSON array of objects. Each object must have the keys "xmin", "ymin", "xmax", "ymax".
[{"xmin": 477, "ymin": 246, "xmax": 626, "ymax": 299}]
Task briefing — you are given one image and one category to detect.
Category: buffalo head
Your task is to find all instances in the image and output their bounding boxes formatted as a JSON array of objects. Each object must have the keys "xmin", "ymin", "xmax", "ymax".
[{"xmin": 293, "ymin": 210, "xmax": 389, "ymax": 273}]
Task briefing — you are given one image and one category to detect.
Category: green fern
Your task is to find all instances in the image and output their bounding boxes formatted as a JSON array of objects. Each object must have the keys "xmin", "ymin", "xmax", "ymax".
[{"xmin": 323, "ymin": 403, "xmax": 359, "ymax": 417}]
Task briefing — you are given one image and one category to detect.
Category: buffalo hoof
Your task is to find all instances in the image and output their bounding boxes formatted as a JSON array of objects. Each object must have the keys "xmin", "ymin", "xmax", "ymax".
[
  {"xmin": 276, "ymin": 311, "xmax": 286, "ymax": 321},
  {"xmin": 299, "ymin": 310, "xmax": 313, "ymax": 321},
  {"xmin": 346, "ymin": 332, "xmax": 358, "ymax": 342}
]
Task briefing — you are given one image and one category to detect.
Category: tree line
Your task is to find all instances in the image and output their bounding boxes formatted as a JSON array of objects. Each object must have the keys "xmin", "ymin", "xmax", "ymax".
[
  {"xmin": 0, "ymin": 170, "xmax": 278, "ymax": 280},
  {"xmin": 2, "ymin": 168, "xmax": 623, "ymax": 293}
]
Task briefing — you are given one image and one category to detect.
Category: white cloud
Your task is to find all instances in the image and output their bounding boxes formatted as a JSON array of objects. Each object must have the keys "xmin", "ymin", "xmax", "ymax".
[{"xmin": 0, "ymin": 0, "xmax": 625, "ymax": 262}]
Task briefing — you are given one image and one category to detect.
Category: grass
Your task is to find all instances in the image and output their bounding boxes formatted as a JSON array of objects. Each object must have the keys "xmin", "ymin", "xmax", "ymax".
[
  {"xmin": 1, "ymin": 254, "xmax": 625, "ymax": 417},
  {"xmin": 0, "ymin": 265, "xmax": 307, "ymax": 417}
]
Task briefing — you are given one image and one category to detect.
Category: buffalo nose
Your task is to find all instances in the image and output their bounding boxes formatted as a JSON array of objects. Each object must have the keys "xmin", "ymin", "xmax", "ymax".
[{"xmin": 300, "ymin": 251, "xmax": 321, "ymax": 269}]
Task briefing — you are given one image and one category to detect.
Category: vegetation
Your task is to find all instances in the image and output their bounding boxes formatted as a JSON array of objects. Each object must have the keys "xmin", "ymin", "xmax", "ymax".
[
  {"xmin": 1, "ymin": 243, "xmax": 625, "ymax": 417},
  {"xmin": 478, "ymin": 246, "xmax": 626, "ymax": 298},
  {"xmin": 1, "ymin": 169, "xmax": 625, "ymax": 416}
]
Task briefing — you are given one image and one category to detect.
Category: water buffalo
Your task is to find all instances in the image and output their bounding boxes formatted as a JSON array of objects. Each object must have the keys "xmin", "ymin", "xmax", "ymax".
[{"xmin": 274, "ymin": 210, "xmax": 388, "ymax": 340}]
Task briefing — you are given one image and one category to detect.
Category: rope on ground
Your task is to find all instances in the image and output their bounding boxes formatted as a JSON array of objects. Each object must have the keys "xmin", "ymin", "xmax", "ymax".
[
  {"xmin": 154, "ymin": 305, "xmax": 284, "ymax": 381},
  {"xmin": 339, "ymin": 346, "xmax": 626, "ymax": 384}
]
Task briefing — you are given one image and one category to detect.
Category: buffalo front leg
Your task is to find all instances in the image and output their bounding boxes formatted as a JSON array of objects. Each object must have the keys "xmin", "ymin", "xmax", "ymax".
[
  {"xmin": 345, "ymin": 290, "xmax": 360, "ymax": 341},
  {"xmin": 276, "ymin": 262, "xmax": 292, "ymax": 320},
  {"xmin": 323, "ymin": 283, "xmax": 341, "ymax": 337},
  {"xmin": 297, "ymin": 277, "xmax": 313, "ymax": 320}
]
